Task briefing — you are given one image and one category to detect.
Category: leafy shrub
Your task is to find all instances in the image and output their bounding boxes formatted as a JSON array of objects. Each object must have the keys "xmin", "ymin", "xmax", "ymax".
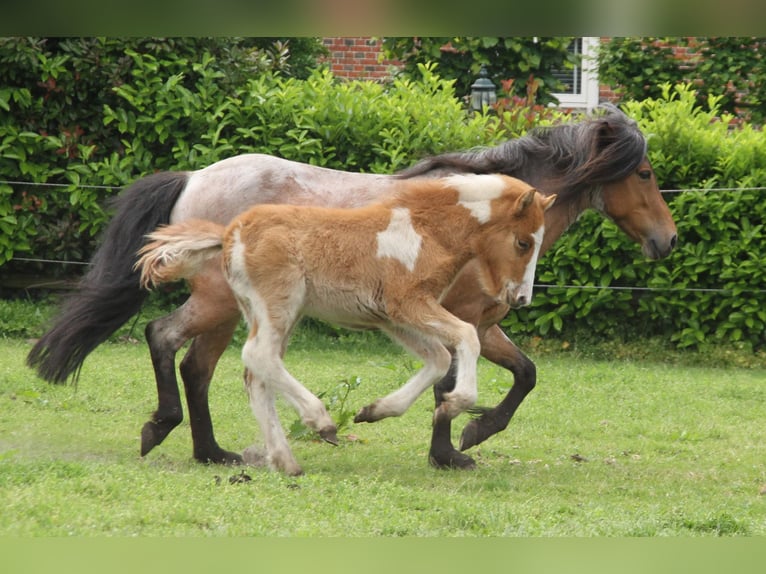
[
  {"xmin": 598, "ymin": 37, "xmax": 766, "ymax": 125},
  {"xmin": 0, "ymin": 297, "xmax": 55, "ymax": 338},
  {"xmin": 191, "ymin": 62, "xmax": 495, "ymax": 173},
  {"xmin": 492, "ymin": 75, "xmax": 570, "ymax": 137},
  {"xmin": 0, "ymin": 37, "xmax": 326, "ymax": 270}
]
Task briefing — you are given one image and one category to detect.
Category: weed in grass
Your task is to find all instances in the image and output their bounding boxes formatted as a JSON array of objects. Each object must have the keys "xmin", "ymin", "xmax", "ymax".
[{"xmin": 289, "ymin": 375, "xmax": 363, "ymax": 440}]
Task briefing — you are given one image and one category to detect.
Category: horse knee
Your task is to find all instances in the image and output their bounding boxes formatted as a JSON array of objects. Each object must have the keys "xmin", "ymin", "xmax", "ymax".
[
  {"xmin": 179, "ymin": 352, "xmax": 208, "ymax": 385},
  {"xmin": 144, "ymin": 319, "xmax": 162, "ymax": 349},
  {"xmin": 145, "ymin": 315, "xmax": 187, "ymax": 355},
  {"xmin": 514, "ymin": 356, "xmax": 537, "ymax": 394},
  {"xmin": 241, "ymin": 339, "xmax": 265, "ymax": 375}
]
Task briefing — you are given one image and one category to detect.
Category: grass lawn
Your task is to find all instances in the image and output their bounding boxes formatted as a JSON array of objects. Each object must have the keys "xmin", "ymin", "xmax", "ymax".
[{"xmin": 1, "ymin": 326, "xmax": 765, "ymax": 537}]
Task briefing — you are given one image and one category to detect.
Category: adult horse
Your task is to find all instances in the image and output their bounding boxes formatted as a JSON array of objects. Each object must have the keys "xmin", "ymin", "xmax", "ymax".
[
  {"xmin": 27, "ymin": 104, "xmax": 677, "ymax": 469},
  {"xmin": 136, "ymin": 175, "xmax": 555, "ymax": 475}
]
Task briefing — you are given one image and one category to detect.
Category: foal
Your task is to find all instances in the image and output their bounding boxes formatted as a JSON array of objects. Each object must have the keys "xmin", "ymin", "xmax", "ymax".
[{"xmin": 137, "ymin": 174, "xmax": 555, "ymax": 475}]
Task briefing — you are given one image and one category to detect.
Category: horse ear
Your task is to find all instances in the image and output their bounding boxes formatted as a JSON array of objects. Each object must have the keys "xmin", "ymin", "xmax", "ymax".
[
  {"xmin": 542, "ymin": 194, "xmax": 557, "ymax": 212},
  {"xmin": 515, "ymin": 188, "xmax": 537, "ymax": 215},
  {"xmin": 597, "ymin": 120, "xmax": 616, "ymax": 149}
]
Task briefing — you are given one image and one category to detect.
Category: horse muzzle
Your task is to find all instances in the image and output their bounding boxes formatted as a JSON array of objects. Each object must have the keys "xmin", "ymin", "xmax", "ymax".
[
  {"xmin": 643, "ymin": 232, "xmax": 678, "ymax": 260},
  {"xmin": 502, "ymin": 284, "xmax": 533, "ymax": 309}
]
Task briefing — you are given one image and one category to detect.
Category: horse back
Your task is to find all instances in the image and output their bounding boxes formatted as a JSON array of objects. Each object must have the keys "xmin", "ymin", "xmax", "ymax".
[{"xmin": 172, "ymin": 154, "xmax": 398, "ymax": 225}]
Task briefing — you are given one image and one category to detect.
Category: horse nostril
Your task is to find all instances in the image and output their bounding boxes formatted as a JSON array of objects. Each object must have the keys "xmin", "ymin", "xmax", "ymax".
[{"xmin": 670, "ymin": 234, "xmax": 678, "ymax": 250}]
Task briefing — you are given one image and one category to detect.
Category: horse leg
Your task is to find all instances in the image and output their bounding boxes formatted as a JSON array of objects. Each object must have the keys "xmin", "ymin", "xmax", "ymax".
[
  {"xmin": 355, "ymin": 327, "xmax": 475, "ymax": 470},
  {"xmin": 141, "ymin": 262, "xmax": 243, "ymax": 463},
  {"xmin": 428, "ymin": 270, "xmax": 492, "ymax": 469},
  {"xmin": 141, "ymin": 306, "xmax": 189, "ymax": 457},
  {"xmin": 354, "ymin": 325, "xmax": 454, "ymax": 423},
  {"xmin": 459, "ymin": 323, "xmax": 536, "ymax": 452},
  {"xmin": 273, "ymin": 363, "xmax": 339, "ymax": 446},
  {"xmin": 179, "ymin": 316, "xmax": 242, "ymax": 464},
  {"xmin": 355, "ymin": 302, "xmax": 481, "ymax": 470},
  {"xmin": 240, "ymin": 318, "xmax": 336, "ymax": 475},
  {"xmin": 243, "ymin": 369, "xmax": 303, "ymax": 476},
  {"xmin": 428, "ymin": 357, "xmax": 477, "ymax": 469}
]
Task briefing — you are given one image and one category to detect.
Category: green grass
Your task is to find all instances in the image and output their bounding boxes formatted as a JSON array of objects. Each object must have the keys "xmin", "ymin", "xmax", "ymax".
[{"xmin": 1, "ymin": 320, "xmax": 765, "ymax": 537}]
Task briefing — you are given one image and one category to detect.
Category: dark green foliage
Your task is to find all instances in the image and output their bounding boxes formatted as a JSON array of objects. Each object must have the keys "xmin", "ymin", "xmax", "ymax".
[
  {"xmin": 598, "ymin": 37, "xmax": 766, "ymax": 125},
  {"xmin": 0, "ymin": 37, "xmax": 326, "ymax": 269}
]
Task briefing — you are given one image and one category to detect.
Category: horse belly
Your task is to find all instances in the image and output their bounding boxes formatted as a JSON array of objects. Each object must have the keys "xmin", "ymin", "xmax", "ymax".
[{"xmin": 303, "ymin": 284, "xmax": 387, "ymax": 330}]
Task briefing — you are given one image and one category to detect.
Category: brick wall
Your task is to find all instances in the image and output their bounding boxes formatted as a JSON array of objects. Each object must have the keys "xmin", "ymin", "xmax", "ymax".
[
  {"xmin": 321, "ymin": 37, "xmax": 698, "ymax": 107},
  {"xmin": 323, "ymin": 36, "xmax": 617, "ymax": 105},
  {"xmin": 321, "ymin": 37, "xmax": 400, "ymax": 81}
]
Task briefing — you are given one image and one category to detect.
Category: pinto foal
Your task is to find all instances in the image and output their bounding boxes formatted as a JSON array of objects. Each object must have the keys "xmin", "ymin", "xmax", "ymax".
[{"xmin": 137, "ymin": 174, "xmax": 555, "ymax": 475}]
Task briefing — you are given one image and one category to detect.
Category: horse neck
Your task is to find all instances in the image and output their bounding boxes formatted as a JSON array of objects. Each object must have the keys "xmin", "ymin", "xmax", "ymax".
[{"xmin": 534, "ymin": 180, "xmax": 600, "ymax": 256}]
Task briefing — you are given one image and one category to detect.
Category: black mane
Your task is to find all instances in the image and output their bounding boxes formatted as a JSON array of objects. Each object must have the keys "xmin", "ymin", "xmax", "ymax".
[{"xmin": 396, "ymin": 104, "xmax": 648, "ymax": 200}]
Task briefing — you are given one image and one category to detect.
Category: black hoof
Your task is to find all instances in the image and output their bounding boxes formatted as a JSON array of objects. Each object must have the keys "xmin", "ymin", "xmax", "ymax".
[
  {"xmin": 459, "ymin": 419, "xmax": 479, "ymax": 451},
  {"xmin": 459, "ymin": 418, "xmax": 490, "ymax": 452},
  {"xmin": 428, "ymin": 448, "xmax": 477, "ymax": 470},
  {"xmin": 318, "ymin": 426, "xmax": 339, "ymax": 446},
  {"xmin": 194, "ymin": 447, "xmax": 244, "ymax": 465},
  {"xmin": 140, "ymin": 420, "xmax": 177, "ymax": 456}
]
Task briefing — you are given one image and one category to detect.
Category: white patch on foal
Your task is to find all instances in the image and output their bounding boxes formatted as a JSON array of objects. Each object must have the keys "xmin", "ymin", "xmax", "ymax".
[
  {"xmin": 444, "ymin": 173, "xmax": 506, "ymax": 224},
  {"xmin": 226, "ymin": 228, "xmax": 249, "ymax": 287},
  {"xmin": 376, "ymin": 207, "xmax": 423, "ymax": 272},
  {"xmin": 225, "ymin": 227, "xmax": 258, "ymax": 319}
]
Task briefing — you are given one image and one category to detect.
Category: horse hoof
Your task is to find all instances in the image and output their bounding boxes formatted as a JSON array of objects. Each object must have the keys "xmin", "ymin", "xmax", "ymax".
[
  {"xmin": 354, "ymin": 405, "xmax": 378, "ymax": 423},
  {"xmin": 272, "ymin": 458, "xmax": 304, "ymax": 477},
  {"xmin": 140, "ymin": 420, "xmax": 174, "ymax": 456},
  {"xmin": 194, "ymin": 448, "xmax": 244, "ymax": 465},
  {"xmin": 318, "ymin": 426, "xmax": 339, "ymax": 446},
  {"xmin": 459, "ymin": 419, "xmax": 483, "ymax": 451},
  {"xmin": 428, "ymin": 449, "xmax": 476, "ymax": 470},
  {"xmin": 243, "ymin": 445, "xmax": 268, "ymax": 467}
]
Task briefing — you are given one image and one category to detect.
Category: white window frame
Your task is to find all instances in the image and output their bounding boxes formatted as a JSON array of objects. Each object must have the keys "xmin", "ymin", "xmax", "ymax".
[{"xmin": 552, "ymin": 36, "xmax": 600, "ymax": 112}]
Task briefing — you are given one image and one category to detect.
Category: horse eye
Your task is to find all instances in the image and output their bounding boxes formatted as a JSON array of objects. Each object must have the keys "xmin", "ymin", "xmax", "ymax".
[
  {"xmin": 638, "ymin": 169, "xmax": 652, "ymax": 180},
  {"xmin": 517, "ymin": 239, "xmax": 530, "ymax": 251}
]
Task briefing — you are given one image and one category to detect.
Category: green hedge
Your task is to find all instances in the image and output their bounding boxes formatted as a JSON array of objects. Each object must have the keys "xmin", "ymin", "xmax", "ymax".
[
  {"xmin": 1, "ymin": 45, "xmax": 763, "ymax": 351},
  {"xmin": 0, "ymin": 55, "xmax": 495, "ymax": 269}
]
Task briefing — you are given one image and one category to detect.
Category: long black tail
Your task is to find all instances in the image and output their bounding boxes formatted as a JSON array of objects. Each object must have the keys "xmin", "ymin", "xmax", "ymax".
[{"xmin": 26, "ymin": 171, "xmax": 190, "ymax": 383}]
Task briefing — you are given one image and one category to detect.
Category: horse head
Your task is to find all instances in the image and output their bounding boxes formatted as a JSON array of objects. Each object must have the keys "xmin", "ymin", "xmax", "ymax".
[
  {"xmin": 599, "ymin": 157, "xmax": 678, "ymax": 260},
  {"xmin": 470, "ymin": 179, "xmax": 557, "ymax": 309}
]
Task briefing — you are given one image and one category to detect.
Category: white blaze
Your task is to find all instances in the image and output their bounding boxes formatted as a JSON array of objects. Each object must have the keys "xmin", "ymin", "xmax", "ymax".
[
  {"xmin": 516, "ymin": 225, "xmax": 545, "ymax": 303},
  {"xmin": 376, "ymin": 207, "xmax": 423, "ymax": 272}
]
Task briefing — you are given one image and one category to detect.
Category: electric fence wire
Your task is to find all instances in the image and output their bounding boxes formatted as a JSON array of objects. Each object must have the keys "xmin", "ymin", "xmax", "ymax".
[{"xmin": 3, "ymin": 181, "xmax": 765, "ymax": 295}]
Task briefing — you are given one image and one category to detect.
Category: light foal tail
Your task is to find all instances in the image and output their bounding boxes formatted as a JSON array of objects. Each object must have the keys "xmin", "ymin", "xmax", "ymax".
[{"xmin": 135, "ymin": 219, "xmax": 226, "ymax": 289}]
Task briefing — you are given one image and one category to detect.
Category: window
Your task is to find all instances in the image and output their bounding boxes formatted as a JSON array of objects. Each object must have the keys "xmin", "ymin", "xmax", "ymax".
[{"xmin": 552, "ymin": 37, "xmax": 600, "ymax": 111}]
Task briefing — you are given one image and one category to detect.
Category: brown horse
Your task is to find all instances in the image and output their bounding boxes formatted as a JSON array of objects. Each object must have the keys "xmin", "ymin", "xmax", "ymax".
[
  {"xmin": 28, "ymin": 105, "xmax": 677, "ymax": 469},
  {"xmin": 136, "ymin": 175, "xmax": 555, "ymax": 475}
]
